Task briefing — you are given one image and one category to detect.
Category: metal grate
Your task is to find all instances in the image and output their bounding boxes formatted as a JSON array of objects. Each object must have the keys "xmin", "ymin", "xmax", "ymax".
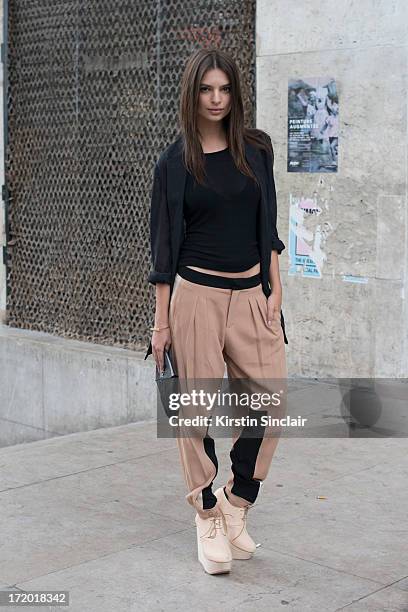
[{"xmin": 5, "ymin": 0, "xmax": 256, "ymax": 351}]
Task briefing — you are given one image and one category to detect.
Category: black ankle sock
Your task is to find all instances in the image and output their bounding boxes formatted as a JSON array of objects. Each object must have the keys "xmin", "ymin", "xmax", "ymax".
[{"xmin": 223, "ymin": 486, "xmax": 229, "ymax": 501}]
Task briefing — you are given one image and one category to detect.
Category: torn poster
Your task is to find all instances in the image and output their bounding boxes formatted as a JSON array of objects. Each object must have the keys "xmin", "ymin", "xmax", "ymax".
[{"xmin": 288, "ymin": 193, "xmax": 334, "ymax": 278}]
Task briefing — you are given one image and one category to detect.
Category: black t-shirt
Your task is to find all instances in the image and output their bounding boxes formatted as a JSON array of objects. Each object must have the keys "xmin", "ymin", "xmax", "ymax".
[{"xmin": 178, "ymin": 147, "xmax": 261, "ymax": 272}]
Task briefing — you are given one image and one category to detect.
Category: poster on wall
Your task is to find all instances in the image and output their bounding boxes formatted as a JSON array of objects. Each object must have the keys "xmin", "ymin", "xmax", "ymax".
[
  {"xmin": 287, "ymin": 77, "xmax": 338, "ymax": 173},
  {"xmin": 288, "ymin": 192, "xmax": 334, "ymax": 279}
]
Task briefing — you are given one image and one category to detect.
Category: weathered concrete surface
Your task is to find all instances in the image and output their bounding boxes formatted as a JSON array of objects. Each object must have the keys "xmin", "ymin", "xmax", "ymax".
[
  {"xmin": 0, "ymin": 422, "xmax": 407, "ymax": 611},
  {"xmin": 257, "ymin": 0, "xmax": 408, "ymax": 377},
  {"xmin": 0, "ymin": 324, "xmax": 156, "ymax": 447}
]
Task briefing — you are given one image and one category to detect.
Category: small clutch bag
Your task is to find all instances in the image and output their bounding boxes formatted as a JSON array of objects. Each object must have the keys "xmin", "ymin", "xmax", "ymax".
[
  {"xmin": 155, "ymin": 348, "xmax": 179, "ymax": 422},
  {"xmin": 155, "ymin": 347, "xmax": 178, "ymax": 382}
]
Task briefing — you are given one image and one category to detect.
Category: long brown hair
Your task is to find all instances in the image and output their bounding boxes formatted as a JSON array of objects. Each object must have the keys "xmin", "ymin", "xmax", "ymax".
[{"xmin": 178, "ymin": 48, "xmax": 272, "ymax": 187}]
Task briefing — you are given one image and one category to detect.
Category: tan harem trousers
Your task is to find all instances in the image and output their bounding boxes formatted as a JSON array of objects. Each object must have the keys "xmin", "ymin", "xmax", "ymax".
[{"xmin": 168, "ymin": 271, "xmax": 288, "ymax": 519}]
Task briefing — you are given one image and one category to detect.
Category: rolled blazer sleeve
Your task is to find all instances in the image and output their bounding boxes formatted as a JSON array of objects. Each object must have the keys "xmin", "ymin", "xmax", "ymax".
[
  {"xmin": 263, "ymin": 135, "xmax": 286, "ymax": 255},
  {"xmin": 147, "ymin": 160, "xmax": 173, "ymax": 285}
]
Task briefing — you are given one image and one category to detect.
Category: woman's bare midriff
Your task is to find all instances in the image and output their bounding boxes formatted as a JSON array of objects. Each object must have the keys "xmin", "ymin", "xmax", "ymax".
[{"xmin": 186, "ymin": 262, "xmax": 260, "ymax": 278}]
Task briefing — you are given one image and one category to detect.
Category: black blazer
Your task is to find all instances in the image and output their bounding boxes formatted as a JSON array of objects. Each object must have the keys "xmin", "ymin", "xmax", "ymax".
[{"xmin": 144, "ymin": 130, "xmax": 288, "ymax": 360}]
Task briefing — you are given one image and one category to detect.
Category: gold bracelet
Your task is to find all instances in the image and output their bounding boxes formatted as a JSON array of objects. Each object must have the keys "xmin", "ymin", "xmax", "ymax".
[{"xmin": 150, "ymin": 325, "xmax": 170, "ymax": 332}]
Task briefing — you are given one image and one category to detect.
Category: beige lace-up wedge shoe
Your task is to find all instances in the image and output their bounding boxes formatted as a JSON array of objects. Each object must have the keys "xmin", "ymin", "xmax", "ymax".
[
  {"xmin": 195, "ymin": 508, "xmax": 232, "ymax": 574},
  {"xmin": 214, "ymin": 487, "xmax": 257, "ymax": 559}
]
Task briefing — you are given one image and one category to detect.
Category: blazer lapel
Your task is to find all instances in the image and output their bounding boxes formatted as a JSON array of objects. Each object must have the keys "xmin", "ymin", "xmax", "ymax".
[
  {"xmin": 167, "ymin": 160, "xmax": 186, "ymax": 219},
  {"xmin": 244, "ymin": 141, "xmax": 266, "ymax": 184},
  {"xmin": 244, "ymin": 141, "xmax": 271, "ymax": 271},
  {"xmin": 244, "ymin": 140, "xmax": 269, "ymax": 222}
]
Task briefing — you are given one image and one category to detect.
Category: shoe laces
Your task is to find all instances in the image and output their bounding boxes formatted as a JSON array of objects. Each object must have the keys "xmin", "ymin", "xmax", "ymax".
[
  {"xmin": 223, "ymin": 505, "xmax": 249, "ymax": 529},
  {"xmin": 233, "ymin": 507, "xmax": 249, "ymax": 531},
  {"xmin": 207, "ymin": 515, "xmax": 225, "ymax": 539},
  {"xmin": 240, "ymin": 506, "xmax": 249, "ymax": 523}
]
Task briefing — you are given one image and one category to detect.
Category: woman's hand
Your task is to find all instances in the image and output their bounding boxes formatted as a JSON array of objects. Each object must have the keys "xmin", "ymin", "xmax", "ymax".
[
  {"xmin": 266, "ymin": 290, "xmax": 282, "ymax": 326},
  {"xmin": 152, "ymin": 328, "xmax": 172, "ymax": 373}
]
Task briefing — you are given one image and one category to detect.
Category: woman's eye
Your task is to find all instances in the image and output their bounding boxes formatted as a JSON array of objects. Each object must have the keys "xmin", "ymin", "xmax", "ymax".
[{"xmin": 200, "ymin": 86, "xmax": 231, "ymax": 92}]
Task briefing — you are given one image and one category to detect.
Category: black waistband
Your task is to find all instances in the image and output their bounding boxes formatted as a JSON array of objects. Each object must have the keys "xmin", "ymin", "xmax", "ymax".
[{"xmin": 177, "ymin": 265, "xmax": 261, "ymax": 290}]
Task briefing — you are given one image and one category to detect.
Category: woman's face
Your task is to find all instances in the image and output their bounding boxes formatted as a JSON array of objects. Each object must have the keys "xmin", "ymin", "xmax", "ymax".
[{"xmin": 197, "ymin": 68, "xmax": 232, "ymax": 123}]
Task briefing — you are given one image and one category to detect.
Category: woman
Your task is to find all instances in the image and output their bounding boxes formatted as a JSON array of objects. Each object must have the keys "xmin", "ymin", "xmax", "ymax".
[{"xmin": 145, "ymin": 48, "xmax": 288, "ymax": 575}]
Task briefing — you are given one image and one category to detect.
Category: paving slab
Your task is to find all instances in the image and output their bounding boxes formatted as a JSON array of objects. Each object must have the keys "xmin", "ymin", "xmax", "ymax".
[
  {"xmin": 0, "ymin": 534, "xmax": 388, "ymax": 612},
  {"xmin": 0, "ymin": 422, "xmax": 407, "ymax": 611}
]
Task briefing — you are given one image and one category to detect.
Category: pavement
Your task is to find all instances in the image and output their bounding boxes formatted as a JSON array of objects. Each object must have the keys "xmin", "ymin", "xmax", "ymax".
[{"xmin": 0, "ymin": 420, "xmax": 407, "ymax": 611}]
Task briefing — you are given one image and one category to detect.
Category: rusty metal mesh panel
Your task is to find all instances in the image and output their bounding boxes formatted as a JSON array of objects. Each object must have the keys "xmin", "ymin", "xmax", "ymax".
[{"xmin": 6, "ymin": 0, "xmax": 256, "ymax": 351}]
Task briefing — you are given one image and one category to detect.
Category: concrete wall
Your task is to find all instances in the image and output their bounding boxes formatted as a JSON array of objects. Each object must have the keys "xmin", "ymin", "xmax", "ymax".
[
  {"xmin": 256, "ymin": 0, "xmax": 408, "ymax": 377},
  {"xmin": 0, "ymin": 324, "xmax": 157, "ymax": 447}
]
